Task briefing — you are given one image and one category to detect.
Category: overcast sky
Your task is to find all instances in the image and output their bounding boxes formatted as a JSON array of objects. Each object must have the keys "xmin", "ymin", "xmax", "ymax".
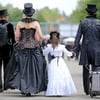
[{"xmin": 0, "ymin": 0, "xmax": 78, "ymax": 15}]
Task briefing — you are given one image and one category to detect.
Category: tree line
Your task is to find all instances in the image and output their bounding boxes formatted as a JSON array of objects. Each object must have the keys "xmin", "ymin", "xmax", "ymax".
[
  {"xmin": 0, "ymin": 0, "xmax": 100, "ymax": 23},
  {"xmin": 70, "ymin": 0, "xmax": 100, "ymax": 23},
  {"xmin": 0, "ymin": 3, "xmax": 67, "ymax": 23}
]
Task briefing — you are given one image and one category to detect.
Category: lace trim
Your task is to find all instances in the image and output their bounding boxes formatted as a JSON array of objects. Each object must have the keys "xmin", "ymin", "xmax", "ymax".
[{"xmin": 21, "ymin": 18, "xmax": 37, "ymax": 23}]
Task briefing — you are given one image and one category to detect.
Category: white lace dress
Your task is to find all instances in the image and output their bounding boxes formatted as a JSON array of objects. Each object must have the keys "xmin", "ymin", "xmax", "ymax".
[{"xmin": 43, "ymin": 44, "xmax": 77, "ymax": 96}]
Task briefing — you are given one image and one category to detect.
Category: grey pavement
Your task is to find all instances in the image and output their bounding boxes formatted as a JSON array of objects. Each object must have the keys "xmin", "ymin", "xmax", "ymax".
[{"xmin": 0, "ymin": 58, "xmax": 100, "ymax": 100}]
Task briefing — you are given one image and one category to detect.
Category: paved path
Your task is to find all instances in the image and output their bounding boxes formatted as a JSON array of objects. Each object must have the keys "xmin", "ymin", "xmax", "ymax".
[{"xmin": 0, "ymin": 58, "xmax": 100, "ymax": 100}]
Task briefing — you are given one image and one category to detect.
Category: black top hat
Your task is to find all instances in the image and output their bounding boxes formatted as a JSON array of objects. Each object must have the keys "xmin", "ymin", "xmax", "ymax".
[
  {"xmin": 85, "ymin": 4, "xmax": 97, "ymax": 13},
  {"xmin": 49, "ymin": 31, "xmax": 60, "ymax": 40},
  {"xmin": 23, "ymin": 3, "xmax": 35, "ymax": 16},
  {"xmin": 0, "ymin": 9, "xmax": 8, "ymax": 17}
]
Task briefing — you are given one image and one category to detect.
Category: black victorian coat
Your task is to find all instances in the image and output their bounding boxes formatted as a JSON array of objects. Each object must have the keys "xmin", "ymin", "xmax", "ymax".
[
  {"xmin": 0, "ymin": 20, "xmax": 15, "ymax": 58},
  {"xmin": 73, "ymin": 15, "xmax": 100, "ymax": 66},
  {"xmin": 0, "ymin": 20, "xmax": 15, "ymax": 89}
]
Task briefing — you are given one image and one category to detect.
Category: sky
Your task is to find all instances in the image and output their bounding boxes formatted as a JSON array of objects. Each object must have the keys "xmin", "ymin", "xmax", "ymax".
[{"xmin": 0, "ymin": 0, "xmax": 78, "ymax": 15}]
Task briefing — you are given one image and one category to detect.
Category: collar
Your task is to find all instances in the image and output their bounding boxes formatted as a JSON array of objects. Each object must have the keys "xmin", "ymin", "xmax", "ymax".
[
  {"xmin": 0, "ymin": 20, "xmax": 7, "ymax": 24},
  {"xmin": 21, "ymin": 18, "xmax": 36, "ymax": 23},
  {"xmin": 86, "ymin": 15, "xmax": 97, "ymax": 18}
]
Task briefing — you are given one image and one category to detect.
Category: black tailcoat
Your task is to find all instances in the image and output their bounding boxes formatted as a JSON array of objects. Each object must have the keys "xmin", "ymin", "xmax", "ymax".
[{"xmin": 73, "ymin": 15, "xmax": 100, "ymax": 66}]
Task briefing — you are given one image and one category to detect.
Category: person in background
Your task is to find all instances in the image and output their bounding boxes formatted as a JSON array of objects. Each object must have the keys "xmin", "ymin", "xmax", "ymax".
[
  {"xmin": 72, "ymin": 4, "xmax": 100, "ymax": 95},
  {"xmin": 43, "ymin": 31, "xmax": 77, "ymax": 96},
  {"xmin": 0, "ymin": 9, "xmax": 15, "ymax": 92}
]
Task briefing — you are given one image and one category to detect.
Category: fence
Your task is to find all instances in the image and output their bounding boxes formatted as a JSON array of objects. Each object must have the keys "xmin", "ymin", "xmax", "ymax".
[
  {"xmin": 11, "ymin": 22, "xmax": 59, "ymax": 35},
  {"xmin": 59, "ymin": 23, "xmax": 79, "ymax": 37},
  {"xmin": 11, "ymin": 22, "xmax": 79, "ymax": 37}
]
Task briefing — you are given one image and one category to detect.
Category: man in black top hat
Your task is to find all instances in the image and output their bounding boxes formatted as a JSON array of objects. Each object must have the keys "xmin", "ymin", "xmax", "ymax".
[
  {"xmin": 72, "ymin": 4, "xmax": 100, "ymax": 95},
  {"xmin": 0, "ymin": 9, "xmax": 15, "ymax": 92}
]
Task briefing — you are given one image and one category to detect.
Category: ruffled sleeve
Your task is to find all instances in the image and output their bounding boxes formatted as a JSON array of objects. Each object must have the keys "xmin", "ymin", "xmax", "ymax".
[
  {"xmin": 43, "ymin": 44, "xmax": 50, "ymax": 55},
  {"xmin": 62, "ymin": 45, "xmax": 72, "ymax": 57}
]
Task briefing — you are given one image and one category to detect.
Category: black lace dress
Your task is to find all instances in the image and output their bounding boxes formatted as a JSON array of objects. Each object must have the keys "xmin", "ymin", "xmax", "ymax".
[{"xmin": 5, "ymin": 18, "xmax": 47, "ymax": 94}]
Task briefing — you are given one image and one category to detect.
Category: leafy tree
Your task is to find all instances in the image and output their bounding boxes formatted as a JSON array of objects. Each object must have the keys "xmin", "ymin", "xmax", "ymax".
[
  {"xmin": 0, "ymin": 4, "xmax": 4, "ymax": 9},
  {"xmin": 0, "ymin": 3, "xmax": 67, "ymax": 22},
  {"xmin": 34, "ymin": 9, "xmax": 47, "ymax": 22},
  {"xmin": 6, "ymin": 4, "xmax": 22, "ymax": 21},
  {"xmin": 70, "ymin": 0, "xmax": 100, "ymax": 23},
  {"xmin": 34, "ymin": 7, "xmax": 63, "ymax": 22},
  {"xmin": 9, "ymin": 8, "xmax": 22, "ymax": 21}
]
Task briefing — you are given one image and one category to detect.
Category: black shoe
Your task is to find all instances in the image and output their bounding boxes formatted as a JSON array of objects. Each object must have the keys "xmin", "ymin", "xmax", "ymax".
[
  {"xmin": 4, "ymin": 85, "xmax": 15, "ymax": 90},
  {"xmin": 10, "ymin": 86, "xmax": 15, "ymax": 90},
  {"xmin": 0, "ymin": 88, "xmax": 3, "ymax": 92},
  {"xmin": 21, "ymin": 92, "xmax": 25, "ymax": 95},
  {"xmin": 4, "ymin": 87, "xmax": 8, "ymax": 91},
  {"xmin": 85, "ymin": 92, "xmax": 89, "ymax": 95},
  {"xmin": 21, "ymin": 92, "xmax": 31, "ymax": 96},
  {"xmin": 25, "ymin": 93, "xmax": 31, "ymax": 96}
]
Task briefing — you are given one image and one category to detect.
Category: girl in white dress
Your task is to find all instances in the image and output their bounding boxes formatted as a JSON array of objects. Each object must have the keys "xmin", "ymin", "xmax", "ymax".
[{"xmin": 43, "ymin": 31, "xmax": 77, "ymax": 96}]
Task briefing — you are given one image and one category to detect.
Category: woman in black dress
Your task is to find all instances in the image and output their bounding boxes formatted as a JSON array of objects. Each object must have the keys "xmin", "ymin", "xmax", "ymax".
[{"xmin": 5, "ymin": 3, "xmax": 47, "ymax": 96}]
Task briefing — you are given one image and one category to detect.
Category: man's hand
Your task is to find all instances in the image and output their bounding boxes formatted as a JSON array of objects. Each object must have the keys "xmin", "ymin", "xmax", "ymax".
[{"xmin": 71, "ymin": 52, "xmax": 76, "ymax": 58}]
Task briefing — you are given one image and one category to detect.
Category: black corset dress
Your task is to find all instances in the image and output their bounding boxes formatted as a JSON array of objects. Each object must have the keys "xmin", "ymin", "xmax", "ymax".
[{"xmin": 5, "ymin": 18, "xmax": 47, "ymax": 93}]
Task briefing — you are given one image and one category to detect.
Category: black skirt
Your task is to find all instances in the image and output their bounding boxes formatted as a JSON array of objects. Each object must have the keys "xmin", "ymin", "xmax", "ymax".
[{"xmin": 5, "ymin": 47, "xmax": 47, "ymax": 93}]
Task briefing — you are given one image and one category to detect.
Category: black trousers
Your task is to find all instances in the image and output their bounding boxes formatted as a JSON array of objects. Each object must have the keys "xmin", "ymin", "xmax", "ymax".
[
  {"xmin": 0, "ymin": 56, "xmax": 10, "ymax": 89},
  {"xmin": 83, "ymin": 65, "xmax": 90, "ymax": 95},
  {"xmin": 0, "ymin": 45, "xmax": 11, "ymax": 89}
]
